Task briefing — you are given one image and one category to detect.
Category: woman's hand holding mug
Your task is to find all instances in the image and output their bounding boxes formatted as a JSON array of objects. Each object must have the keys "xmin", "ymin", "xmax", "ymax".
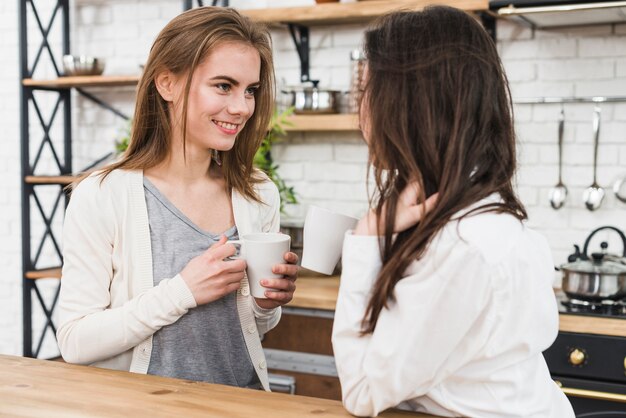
[
  {"xmin": 179, "ymin": 235, "xmax": 246, "ymax": 306},
  {"xmin": 254, "ymin": 251, "xmax": 299, "ymax": 310}
]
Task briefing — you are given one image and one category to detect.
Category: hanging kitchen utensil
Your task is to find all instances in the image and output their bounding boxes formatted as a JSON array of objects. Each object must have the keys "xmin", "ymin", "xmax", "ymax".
[
  {"xmin": 582, "ymin": 106, "xmax": 605, "ymax": 211},
  {"xmin": 561, "ymin": 225, "xmax": 626, "ymax": 301},
  {"xmin": 549, "ymin": 107, "xmax": 568, "ymax": 210},
  {"xmin": 613, "ymin": 175, "xmax": 626, "ymax": 204}
]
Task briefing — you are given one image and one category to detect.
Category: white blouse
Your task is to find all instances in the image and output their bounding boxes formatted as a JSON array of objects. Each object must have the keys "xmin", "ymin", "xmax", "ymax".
[{"xmin": 331, "ymin": 198, "xmax": 575, "ymax": 417}]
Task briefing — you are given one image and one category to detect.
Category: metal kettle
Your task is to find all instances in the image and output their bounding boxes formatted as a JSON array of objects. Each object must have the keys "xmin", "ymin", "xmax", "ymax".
[{"xmin": 560, "ymin": 226, "xmax": 626, "ymax": 301}]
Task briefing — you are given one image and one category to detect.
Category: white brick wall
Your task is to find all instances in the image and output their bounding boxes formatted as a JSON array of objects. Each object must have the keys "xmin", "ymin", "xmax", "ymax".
[{"xmin": 1, "ymin": 0, "xmax": 625, "ymax": 356}]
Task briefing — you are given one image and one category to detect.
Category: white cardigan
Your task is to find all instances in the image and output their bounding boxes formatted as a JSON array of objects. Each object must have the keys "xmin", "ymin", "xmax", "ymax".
[
  {"xmin": 57, "ymin": 169, "xmax": 281, "ymax": 391},
  {"xmin": 332, "ymin": 197, "xmax": 575, "ymax": 417}
]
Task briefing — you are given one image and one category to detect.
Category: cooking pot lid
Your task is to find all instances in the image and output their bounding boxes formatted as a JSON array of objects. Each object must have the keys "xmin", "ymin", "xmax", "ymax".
[{"xmin": 562, "ymin": 257, "xmax": 626, "ymax": 275}]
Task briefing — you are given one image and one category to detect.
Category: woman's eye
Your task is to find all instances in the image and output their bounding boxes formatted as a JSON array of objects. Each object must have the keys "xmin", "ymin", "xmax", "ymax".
[
  {"xmin": 216, "ymin": 83, "xmax": 231, "ymax": 92},
  {"xmin": 245, "ymin": 86, "xmax": 258, "ymax": 97}
]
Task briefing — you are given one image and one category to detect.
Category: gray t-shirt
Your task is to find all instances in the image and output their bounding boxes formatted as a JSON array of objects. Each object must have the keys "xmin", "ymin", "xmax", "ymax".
[{"xmin": 144, "ymin": 178, "xmax": 260, "ymax": 388}]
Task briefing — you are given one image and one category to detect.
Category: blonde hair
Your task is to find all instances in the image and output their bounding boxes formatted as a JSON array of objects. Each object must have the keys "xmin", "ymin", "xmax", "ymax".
[{"xmin": 75, "ymin": 7, "xmax": 274, "ymax": 202}]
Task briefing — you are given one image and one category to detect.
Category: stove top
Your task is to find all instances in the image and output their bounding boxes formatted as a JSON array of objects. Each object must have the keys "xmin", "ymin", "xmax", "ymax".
[{"xmin": 556, "ymin": 292, "xmax": 626, "ymax": 318}]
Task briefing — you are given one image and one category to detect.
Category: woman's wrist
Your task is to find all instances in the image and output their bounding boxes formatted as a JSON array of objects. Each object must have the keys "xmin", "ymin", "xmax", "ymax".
[{"xmin": 354, "ymin": 210, "xmax": 378, "ymax": 236}]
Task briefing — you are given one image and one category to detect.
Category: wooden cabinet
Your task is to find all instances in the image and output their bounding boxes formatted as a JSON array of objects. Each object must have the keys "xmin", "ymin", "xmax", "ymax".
[{"xmin": 263, "ymin": 307, "xmax": 341, "ymax": 400}]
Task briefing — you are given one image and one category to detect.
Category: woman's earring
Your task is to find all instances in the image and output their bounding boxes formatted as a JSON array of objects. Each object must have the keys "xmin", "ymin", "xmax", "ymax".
[{"xmin": 212, "ymin": 149, "xmax": 222, "ymax": 166}]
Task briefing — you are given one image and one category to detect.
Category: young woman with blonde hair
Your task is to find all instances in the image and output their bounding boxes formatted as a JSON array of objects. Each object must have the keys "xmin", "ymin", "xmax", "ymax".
[
  {"xmin": 332, "ymin": 6, "xmax": 574, "ymax": 417},
  {"xmin": 57, "ymin": 7, "xmax": 297, "ymax": 391}
]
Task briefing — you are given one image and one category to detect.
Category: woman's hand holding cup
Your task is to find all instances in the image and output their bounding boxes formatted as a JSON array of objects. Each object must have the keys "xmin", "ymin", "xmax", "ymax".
[
  {"xmin": 179, "ymin": 235, "xmax": 246, "ymax": 306},
  {"xmin": 254, "ymin": 251, "xmax": 299, "ymax": 310}
]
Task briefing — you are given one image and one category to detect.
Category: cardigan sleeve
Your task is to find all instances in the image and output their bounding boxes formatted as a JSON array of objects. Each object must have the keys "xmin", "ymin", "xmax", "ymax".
[
  {"xmin": 331, "ymin": 232, "xmax": 494, "ymax": 417},
  {"xmin": 57, "ymin": 174, "xmax": 196, "ymax": 365}
]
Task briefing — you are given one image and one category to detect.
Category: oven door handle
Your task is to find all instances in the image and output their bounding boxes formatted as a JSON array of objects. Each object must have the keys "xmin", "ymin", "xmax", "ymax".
[{"xmin": 555, "ymin": 380, "xmax": 626, "ymax": 403}]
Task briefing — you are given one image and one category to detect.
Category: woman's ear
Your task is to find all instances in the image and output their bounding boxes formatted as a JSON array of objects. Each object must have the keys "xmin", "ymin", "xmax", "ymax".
[{"xmin": 154, "ymin": 70, "xmax": 178, "ymax": 102}]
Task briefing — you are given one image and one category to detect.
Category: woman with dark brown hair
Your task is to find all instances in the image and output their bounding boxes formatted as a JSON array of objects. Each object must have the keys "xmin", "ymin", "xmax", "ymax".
[
  {"xmin": 331, "ymin": 6, "xmax": 574, "ymax": 417},
  {"xmin": 57, "ymin": 7, "xmax": 297, "ymax": 391}
]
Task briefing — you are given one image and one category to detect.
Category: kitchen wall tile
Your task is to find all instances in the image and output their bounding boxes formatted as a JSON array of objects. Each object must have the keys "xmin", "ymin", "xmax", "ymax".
[
  {"xmin": 111, "ymin": 3, "xmax": 139, "ymax": 23},
  {"xmin": 334, "ymin": 143, "xmax": 368, "ymax": 162},
  {"xmin": 496, "ymin": 20, "xmax": 533, "ymax": 41},
  {"xmin": 518, "ymin": 165, "xmax": 559, "ymax": 186},
  {"xmin": 304, "ymin": 162, "xmax": 366, "ymax": 182},
  {"xmin": 276, "ymin": 162, "xmax": 304, "ymax": 181},
  {"xmin": 499, "ymin": 38, "xmax": 577, "ymax": 60},
  {"xmin": 332, "ymin": 24, "xmax": 365, "ymax": 47},
  {"xmin": 512, "ymin": 104, "xmax": 533, "ymax": 122},
  {"xmin": 517, "ymin": 143, "xmax": 541, "ymax": 165},
  {"xmin": 77, "ymin": 4, "xmax": 113, "ymax": 26},
  {"xmin": 517, "ymin": 186, "xmax": 539, "ymax": 206},
  {"xmin": 534, "ymin": 24, "xmax": 613, "ymax": 39},
  {"xmin": 616, "ymin": 59, "xmax": 626, "ymax": 77},
  {"xmin": 526, "ymin": 206, "xmax": 570, "ymax": 229},
  {"xmin": 515, "ymin": 121, "xmax": 565, "ymax": 144},
  {"xmin": 536, "ymin": 144, "xmax": 560, "ymax": 165},
  {"xmin": 579, "ymin": 36, "xmax": 626, "ymax": 58},
  {"xmin": 575, "ymin": 79, "xmax": 626, "ymax": 97},
  {"xmin": 504, "ymin": 61, "xmax": 536, "ymax": 82},
  {"xmin": 510, "ymin": 81, "xmax": 575, "ymax": 99},
  {"xmin": 309, "ymin": 26, "xmax": 334, "ymax": 50},
  {"xmin": 273, "ymin": 143, "xmax": 334, "ymax": 162},
  {"xmin": 538, "ymin": 59, "xmax": 614, "ymax": 80}
]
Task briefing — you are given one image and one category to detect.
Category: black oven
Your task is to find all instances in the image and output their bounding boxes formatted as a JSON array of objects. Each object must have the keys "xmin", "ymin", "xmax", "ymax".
[{"xmin": 544, "ymin": 330, "xmax": 626, "ymax": 416}]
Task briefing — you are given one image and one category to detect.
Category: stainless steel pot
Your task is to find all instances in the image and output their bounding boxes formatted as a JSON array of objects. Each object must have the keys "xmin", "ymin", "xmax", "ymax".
[
  {"xmin": 560, "ymin": 226, "xmax": 626, "ymax": 301},
  {"xmin": 282, "ymin": 81, "xmax": 340, "ymax": 114}
]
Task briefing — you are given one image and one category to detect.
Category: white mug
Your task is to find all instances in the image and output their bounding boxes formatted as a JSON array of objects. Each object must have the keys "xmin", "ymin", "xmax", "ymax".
[
  {"xmin": 229, "ymin": 233, "xmax": 291, "ymax": 299},
  {"xmin": 301, "ymin": 206, "xmax": 359, "ymax": 275}
]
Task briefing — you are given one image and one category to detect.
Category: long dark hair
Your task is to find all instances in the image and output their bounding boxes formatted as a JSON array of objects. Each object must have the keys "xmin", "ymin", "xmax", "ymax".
[
  {"xmin": 361, "ymin": 6, "xmax": 527, "ymax": 334},
  {"xmin": 73, "ymin": 7, "xmax": 274, "ymax": 202}
]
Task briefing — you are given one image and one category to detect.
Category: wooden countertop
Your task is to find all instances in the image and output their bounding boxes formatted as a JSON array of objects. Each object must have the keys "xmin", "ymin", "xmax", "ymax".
[
  {"xmin": 291, "ymin": 276, "xmax": 626, "ymax": 337},
  {"xmin": 0, "ymin": 355, "xmax": 431, "ymax": 418}
]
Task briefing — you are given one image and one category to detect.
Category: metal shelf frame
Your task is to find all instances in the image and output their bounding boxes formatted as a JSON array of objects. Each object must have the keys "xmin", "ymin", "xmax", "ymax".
[{"xmin": 19, "ymin": 0, "xmax": 71, "ymax": 359}]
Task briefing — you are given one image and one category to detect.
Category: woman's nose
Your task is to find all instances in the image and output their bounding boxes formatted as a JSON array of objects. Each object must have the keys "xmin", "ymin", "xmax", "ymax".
[{"xmin": 228, "ymin": 93, "xmax": 252, "ymax": 117}]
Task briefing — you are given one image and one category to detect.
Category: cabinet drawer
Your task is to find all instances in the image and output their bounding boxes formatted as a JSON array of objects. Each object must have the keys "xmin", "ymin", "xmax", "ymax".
[{"xmin": 263, "ymin": 309, "xmax": 334, "ymax": 356}]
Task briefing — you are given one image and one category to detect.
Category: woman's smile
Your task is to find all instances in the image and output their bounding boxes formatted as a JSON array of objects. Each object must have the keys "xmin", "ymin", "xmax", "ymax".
[{"xmin": 212, "ymin": 119, "xmax": 241, "ymax": 135}]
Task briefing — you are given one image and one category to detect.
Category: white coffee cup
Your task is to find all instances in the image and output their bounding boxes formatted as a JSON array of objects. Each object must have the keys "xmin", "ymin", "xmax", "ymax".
[
  {"xmin": 229, "ymin": 233, "xmax": 291, "ymax": 299},
  {"xmin": 301, "ymin": 206, "xmax": 359, "ymax": 275}
]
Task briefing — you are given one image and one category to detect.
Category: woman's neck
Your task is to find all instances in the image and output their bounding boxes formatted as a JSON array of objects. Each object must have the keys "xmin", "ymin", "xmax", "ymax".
[{"xmin": 146, "ymin": 142, "xmax": 216, "ymax": 186}]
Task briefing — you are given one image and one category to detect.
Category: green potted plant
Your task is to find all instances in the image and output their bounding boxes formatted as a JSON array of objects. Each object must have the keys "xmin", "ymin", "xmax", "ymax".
[{"xmin": 115, "ymin": 107, "xmax": 297, "ymax": 212}]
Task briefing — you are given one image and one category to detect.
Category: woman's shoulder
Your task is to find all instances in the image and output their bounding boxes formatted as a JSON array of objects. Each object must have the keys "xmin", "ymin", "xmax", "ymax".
[
  {"xmin": 73, "ymin": 169, "xmax": 140, "ymax": 197},
  {"xmin": 251, "ymin": 170, "xmax": 279, "ymax": 201},
  {"xmin": 444, "ymin": 208, "xmax": 547, "ymax": 266}
]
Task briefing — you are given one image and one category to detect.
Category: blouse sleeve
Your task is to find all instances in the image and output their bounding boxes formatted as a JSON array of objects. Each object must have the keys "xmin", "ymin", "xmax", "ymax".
[
  {"xmin": 57, "ymin": 175, "xmax": 196, "ymax": 365},
  {"xmin": 331, "ymin": 232, "xmax": 494, "ymax": 417}
]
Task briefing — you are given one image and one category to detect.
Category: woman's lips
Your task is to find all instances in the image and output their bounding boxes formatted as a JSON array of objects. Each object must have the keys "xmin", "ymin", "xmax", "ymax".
[{"xmin": 213, "ymin": 119, "xmax": 240, "ymax": 135}]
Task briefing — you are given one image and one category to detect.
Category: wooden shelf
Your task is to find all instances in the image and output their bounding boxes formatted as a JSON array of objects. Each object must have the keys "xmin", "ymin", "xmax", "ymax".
[
  {"xmin": 285, "ymin": 113, "xmax": 359, "ymax": 131},
  {"xmin": 242, "ymin": 0, "xmax": 488, "ymax": 25},
  {"xmin": 25, "ymin": 268, "xmax": 62, "ymax": 280},
  {"xmin": 23, "ymin": 75, "xmax": 140, "ymax": 88},
  {"xmin": 25, "ymin": 175, "xmax": 76, "ymax": 185}
]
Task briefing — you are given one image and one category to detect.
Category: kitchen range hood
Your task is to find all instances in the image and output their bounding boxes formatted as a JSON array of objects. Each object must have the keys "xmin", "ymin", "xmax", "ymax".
[{"xmin": 490, "ymin": 0, "xmax": 626, "ymax": 28}]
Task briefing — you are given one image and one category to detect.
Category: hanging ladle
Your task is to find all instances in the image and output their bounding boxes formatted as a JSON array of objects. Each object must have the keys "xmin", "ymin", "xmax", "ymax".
[
  {"xmin": 549, "ymin": 108, "xmax": 567, "ymax": 210},
  {"xmin": 582, "ymin": 106, "xmax": 605, "ymax": 211}
]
